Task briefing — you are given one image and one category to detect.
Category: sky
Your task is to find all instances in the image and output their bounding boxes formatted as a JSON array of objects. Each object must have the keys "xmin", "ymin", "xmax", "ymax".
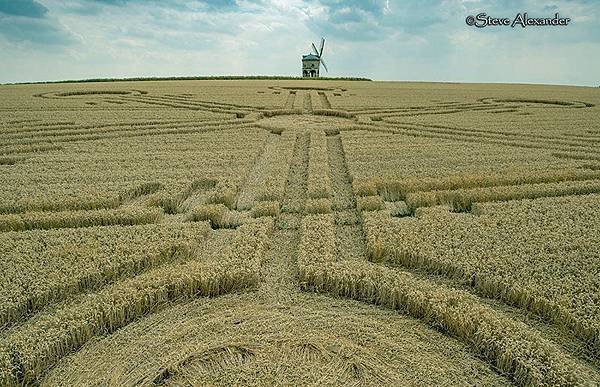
[{"xmin": 0, "ymin": 0, "xmax": 598, "ymax": 85}]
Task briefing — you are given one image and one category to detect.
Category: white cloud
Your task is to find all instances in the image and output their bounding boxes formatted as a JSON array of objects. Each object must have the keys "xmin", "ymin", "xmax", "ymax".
[{"xmin": 0, "ymin": 0, "xmax": 598, "ymax": 85}]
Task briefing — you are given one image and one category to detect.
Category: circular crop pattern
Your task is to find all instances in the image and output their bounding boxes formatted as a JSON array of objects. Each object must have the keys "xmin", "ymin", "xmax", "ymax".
[
  {"xmin": 268, "ymin": 85, "xmax": 347, "ymax": 92},
  {"xmin": 34, "ymin": 89, "xmax": 147, "ymax": 99},
  {"xmin": 480, "ymin": 97, "xmax": 594, "ymax": 108},
  {"xmin": 257, "ymin": 114, "xmax": 357, "ymax": 133},
  {"xmin": 43, "ymin": 295, "xmax": 508, "ymax": 386}
]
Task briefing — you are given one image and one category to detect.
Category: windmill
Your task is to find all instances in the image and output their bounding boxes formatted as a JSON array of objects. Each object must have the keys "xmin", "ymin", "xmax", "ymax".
[{"xmin": 301, "ymin": 37, "xmax": 328, "ymax": 78}]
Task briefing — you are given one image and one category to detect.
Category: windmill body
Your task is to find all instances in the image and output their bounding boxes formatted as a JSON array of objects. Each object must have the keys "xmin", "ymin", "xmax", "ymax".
[
  {"xmin": 301, "ymin": 54, "xmax": 320, "ymax": 77},
  {"xmin": 302, "ymin": 38, "xmax": 328, "ymax": 78}
]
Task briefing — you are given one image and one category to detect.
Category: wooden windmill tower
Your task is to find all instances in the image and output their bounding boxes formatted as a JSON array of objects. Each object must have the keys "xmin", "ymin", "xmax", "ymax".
[{"xmin": 302, "ymin": 38, "xmax": 328, "ymax": 78}]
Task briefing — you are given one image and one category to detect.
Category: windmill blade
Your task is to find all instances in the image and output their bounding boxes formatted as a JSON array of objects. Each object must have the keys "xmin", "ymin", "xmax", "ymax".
[
  {"xmin": 311, "ymin": 42, "xmax": 320, "ymax": 56},
  {"xmin": 320, "ymin": 58, "xmax": 328, "ymax": 72},
  {"xmin": 319, "ymin": 38, "xmax": 325, "ymax": 57}
]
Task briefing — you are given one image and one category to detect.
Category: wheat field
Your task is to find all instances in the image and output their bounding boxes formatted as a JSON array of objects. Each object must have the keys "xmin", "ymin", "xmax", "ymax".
[{"xmin": 0, "ymin": 80, "xmax": 599, "ymax": 385}]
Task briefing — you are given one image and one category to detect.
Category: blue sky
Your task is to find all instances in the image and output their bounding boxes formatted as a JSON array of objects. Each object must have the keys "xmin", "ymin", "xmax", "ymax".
[{"xmin": 0, "ymin": 0, "xmax": 598, "ymax": 85}]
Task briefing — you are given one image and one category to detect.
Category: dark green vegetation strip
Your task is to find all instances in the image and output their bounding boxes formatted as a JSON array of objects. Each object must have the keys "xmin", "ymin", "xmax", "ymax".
[{"xmin": 7, "ymin": 76, "xmax": 372, "ymax": 85}]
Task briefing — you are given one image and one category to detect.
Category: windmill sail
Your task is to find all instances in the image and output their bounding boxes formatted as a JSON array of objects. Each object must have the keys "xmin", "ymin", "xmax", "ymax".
[
  {"xmin": 303, "ymin": 37, "xmax": 328, "ymax": 77},
  {"xmin": 311, "ymin": 43, "xmax": 320, "ymax": 56}
]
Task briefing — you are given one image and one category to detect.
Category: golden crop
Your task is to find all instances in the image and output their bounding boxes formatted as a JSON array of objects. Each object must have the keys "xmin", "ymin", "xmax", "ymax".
[
  {"xmin": 363, "ymin": 194, "xmax": 600, "ymax": 353},
  {"xmin": 0, "ymin": 80, "xmax": 599, "ymax": 385}
]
